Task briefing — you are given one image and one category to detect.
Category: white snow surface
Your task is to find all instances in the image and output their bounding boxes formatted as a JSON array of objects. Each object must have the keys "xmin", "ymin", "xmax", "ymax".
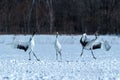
[{"xmin": 0, "ymin": 34, "xmax": 120, "ymax": 80}]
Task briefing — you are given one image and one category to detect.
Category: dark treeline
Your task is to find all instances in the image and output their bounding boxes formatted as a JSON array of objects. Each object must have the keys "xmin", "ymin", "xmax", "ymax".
[{"xmin": 0, "ymin": 0, "xmax": 120, "ymax": 34}]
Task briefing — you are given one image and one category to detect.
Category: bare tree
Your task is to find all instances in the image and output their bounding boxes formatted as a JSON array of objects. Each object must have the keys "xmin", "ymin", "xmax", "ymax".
[{"xmin": 46, "ymin": 0, "xmax": 54, "ymax": 33}]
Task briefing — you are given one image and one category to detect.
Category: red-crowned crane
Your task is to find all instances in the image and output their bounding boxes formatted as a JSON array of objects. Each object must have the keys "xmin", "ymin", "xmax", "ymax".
[
  {"xmin": 54, "ymin": 32, "xmax": 62, "ymax": 61},
  {"xmin": 13, "ymin": 32, "xmax": 40, "ymax": 61},
  {"xmin": 80, "ymin": 33, "xmax": 111, "ymax": 59}
]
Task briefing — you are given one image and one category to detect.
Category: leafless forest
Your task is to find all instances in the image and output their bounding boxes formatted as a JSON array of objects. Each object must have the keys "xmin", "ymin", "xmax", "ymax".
[{"xmin": 0, "ymin": 0, "xmax": 120, "ymax": 34}]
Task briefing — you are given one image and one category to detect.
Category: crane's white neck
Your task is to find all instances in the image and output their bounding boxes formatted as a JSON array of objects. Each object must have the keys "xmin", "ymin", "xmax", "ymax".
[
  {"xmin": 81, "ymin": 33, "xmax": 87, "ymax": 42},
  {"xmin": 29, "ymin": 36, "xmax": 35, "ymax": 50}
]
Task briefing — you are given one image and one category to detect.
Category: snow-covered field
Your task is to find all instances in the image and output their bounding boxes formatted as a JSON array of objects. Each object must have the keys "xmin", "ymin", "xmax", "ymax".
[{"xmin": 0, "ymin": 34, "xmax": 120, "ymax": 80}]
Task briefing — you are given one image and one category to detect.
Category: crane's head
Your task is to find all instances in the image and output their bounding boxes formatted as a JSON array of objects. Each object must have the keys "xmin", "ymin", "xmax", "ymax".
[{"xmin": 56, "ymin": 32, "xmax": 59, "ymax": 38}]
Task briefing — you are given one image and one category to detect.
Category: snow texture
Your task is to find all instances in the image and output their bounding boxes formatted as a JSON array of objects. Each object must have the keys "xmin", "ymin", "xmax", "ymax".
[{"xmin": 0, "ymin": 34, "xmax": 120, "ymax": 80}]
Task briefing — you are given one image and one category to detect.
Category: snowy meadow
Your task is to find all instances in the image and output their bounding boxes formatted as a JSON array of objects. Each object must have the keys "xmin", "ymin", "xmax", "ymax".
[{"xmin": 0, "ymin": 34, "xmax": 120, "ymax": 80}]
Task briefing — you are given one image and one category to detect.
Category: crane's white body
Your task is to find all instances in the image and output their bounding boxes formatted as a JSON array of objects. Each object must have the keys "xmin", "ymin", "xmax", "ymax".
[
  {"xmin": 55, "ymin": 38, "xmax": 61, "ymax": 53},
  {"xmin": 28, "ymin": 37, "xmax": 35, "ymax": 51}
]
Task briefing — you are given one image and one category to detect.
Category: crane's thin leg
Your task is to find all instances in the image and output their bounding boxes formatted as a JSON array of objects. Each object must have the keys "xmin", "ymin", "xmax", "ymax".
[
  {"xmin": 32, "ymin": 51, "xmax": 40, "ymax": 61},
  {"xmin": 59, "ymin": 51, "xmax": 62, "ymax": 61},
  {"xmin": 80, "ymin": 47, "xmax": 84, "ymax": 57},
  {"xmin": 91, "ymin": 49, "xmax": 96, "ymax": 59},
  {"xmin": 56, "ymin": 51, "xmax": 58, "ymax": 60},
  {"xmin": 29, "ymin": 50, "xmax": 32, "ymax": 60},
  {"xmin": 77, "ymin": 47, "xmax": 84, "ymax": 62}
]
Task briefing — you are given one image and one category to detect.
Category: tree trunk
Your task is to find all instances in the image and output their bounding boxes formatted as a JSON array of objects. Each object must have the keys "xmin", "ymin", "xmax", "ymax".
[{"xmin": 47, "ymin": 0, "xmax": 54, "ymax": 33}]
